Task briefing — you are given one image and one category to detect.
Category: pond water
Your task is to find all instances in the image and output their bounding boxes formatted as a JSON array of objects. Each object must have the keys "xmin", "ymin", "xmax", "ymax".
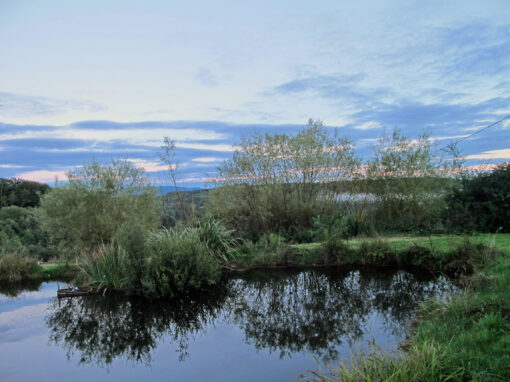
[{"xmin": 0, "ymin": 267, "xmax": 456, "ymax": 381}]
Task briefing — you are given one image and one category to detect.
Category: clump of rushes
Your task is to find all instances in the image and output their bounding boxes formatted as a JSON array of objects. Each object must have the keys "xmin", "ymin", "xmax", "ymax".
[
  {"xmin": 142, "ymin": 227, "xmax": 222, "ymax": 298},
  {"xmin": 0, "ymin": 251, "xmax": 39, "ymax": 282},
  {"xmin": 196, "ymin": 218, "xmax": 240, "ymax": 268},
  {"xmin": 77, "ymin": 243, "xmax": 128, "ymax": 290}
]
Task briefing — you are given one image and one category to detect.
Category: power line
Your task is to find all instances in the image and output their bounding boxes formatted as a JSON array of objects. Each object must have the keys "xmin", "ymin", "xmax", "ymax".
[{"xmin": 454, "ymin": 114, "xmax": 510, "ymax": 145}]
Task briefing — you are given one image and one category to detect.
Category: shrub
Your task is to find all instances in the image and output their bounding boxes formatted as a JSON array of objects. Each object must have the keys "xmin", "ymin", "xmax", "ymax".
[
  {"xmin": 321, "ymin": 231, "xmax": 353, "ymax": 264},
  {"xmin": 357, "ymin": 239, "xmax": 395, "ymax": 265},
  {"xmin": 398, "ymin": 244, "xmax": 437, "ymax": 268},
  {"xmin": 0, "ymin": 252, "xmax": 39, "ymax": 281},
  {"xmin": 252, "ymin": 233, "xmax": 295, "ymax": 266},
  {"xmin": 142, "ymin": 228, "xmax": 222, "ymax": 298},
  {"xmin": 446, "ymin": 163, "xmax": 510, "ymax": 232},
  {"xmin": 442, "ymin": 240, "xmax": 499, "ymax": 277},
  {"xmin": 0, "ymin": 206, "xmax": 56, "ymax": 260}
]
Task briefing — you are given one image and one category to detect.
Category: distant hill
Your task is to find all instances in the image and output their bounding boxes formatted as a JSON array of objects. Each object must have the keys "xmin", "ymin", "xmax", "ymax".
[{"xmin": 157, "ymin": 185, "xmax": 204, "ymax": 194}]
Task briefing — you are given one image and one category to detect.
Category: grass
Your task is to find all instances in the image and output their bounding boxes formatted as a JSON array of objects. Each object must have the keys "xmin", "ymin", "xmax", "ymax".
[
  {"xmin": 305, "ymin": 236, "xmax": 510, "ymax": 381},
  {"xmin": 36, "ymin": 263, "xmax": 75, "ymax": 279},
  {"xmin": 293, "ymin": 233, "xmax": 510, "ymax": 254}
]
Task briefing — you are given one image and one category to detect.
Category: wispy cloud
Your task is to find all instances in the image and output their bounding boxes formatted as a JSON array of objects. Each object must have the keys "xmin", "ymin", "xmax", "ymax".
[
  {"xmin": 194, "ymin": 68, "xmax": 220, "ymax": 88},
  {"xmin": 0, "ymin": 92, "xmax": 104, "ymax": 118},
  {"xmin": 465, "ymin": 148, "xmax": 510, "ymax": 160}
]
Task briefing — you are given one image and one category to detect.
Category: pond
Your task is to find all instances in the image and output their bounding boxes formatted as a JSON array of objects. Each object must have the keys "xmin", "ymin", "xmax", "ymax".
[{"xmin": 0, "ymin": 267, "xmax": 456, "ymax": 381}]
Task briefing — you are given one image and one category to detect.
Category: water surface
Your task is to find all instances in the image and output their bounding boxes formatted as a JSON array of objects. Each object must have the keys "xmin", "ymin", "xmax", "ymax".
[{"xmin": 0, "ymin": 268, "xmax": 456, "ymax": 381}]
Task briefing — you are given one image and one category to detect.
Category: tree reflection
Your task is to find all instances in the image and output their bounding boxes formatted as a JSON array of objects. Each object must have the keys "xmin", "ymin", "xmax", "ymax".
[
  {"xmin": 0, "ymin": 279, "xmax": 43, "ymax": 298},
  {"xmin": 45, "ymin": 267, "xmax": 455, "ymax": 367},
  {"xmin": 46, "ymin": 285, "xmax": 230, "ymax": 366}
]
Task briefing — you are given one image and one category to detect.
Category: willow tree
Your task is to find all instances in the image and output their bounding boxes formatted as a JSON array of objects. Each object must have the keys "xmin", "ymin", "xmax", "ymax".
[
  {"xmin": 209, "ymin": 119, "xmax": 359, "ymax": 235},
  {"xmin": 366, "ymin": 129, "xmax": 447, "ymax": 232}
]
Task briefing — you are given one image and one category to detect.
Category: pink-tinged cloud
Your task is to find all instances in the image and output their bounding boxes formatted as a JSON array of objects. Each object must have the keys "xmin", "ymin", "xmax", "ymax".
[
  {"xmin": 465, "ymin": 149, "xmax": 510, "ymax": 160},
  {"xmin": 15, "ymin": 170, "xmax": 69, "ymax": 183}
]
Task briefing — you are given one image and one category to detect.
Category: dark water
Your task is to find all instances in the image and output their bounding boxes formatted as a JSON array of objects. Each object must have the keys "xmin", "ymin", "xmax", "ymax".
[{"xmin": 0, "ymin": 268, "xmax": 456, "ymax": 381}]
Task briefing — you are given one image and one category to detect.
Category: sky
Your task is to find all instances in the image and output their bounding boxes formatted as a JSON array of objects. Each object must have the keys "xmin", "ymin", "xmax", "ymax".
[{"xmin": 1, "ymin": 0, "xmax": 510, "ymax": 187}]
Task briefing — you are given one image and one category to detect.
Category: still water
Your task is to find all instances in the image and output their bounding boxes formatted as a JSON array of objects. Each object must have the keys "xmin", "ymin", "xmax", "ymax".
[{"xmin": 0, "ymin": 268, "xmax": 456, "ymax": 381}]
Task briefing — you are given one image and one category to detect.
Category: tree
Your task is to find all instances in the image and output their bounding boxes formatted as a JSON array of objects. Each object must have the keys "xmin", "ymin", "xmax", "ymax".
[
  {"xmin": 38, "ymin": 160, "xmax": 160, "ymax": 254},
  {"xmin": 366, "ymin": 128, "xmax": 447, "ymax": 232},
  {"xmin": 160, "ymin": 137, "xmax": 190, "ymax": 223},
  {"xmin": 209, "ymin": 119, "xmax": 359, "ymax": 235},
  {"xmin": 0, "ymin": 178, "xmax": 50, "ymax": 208}
]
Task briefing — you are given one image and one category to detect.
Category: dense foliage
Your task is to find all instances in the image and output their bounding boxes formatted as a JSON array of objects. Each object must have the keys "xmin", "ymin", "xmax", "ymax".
[
  {"xmin": 38, "ymin": 160, "xmax": 160, "ymax": 254},
  {"xmin": 0, "ymin": 178, "xmax": 50, "ymax": 208},
  {"xmin": 77, "ymin": 223, "xmax": 229, "ymax": 298},
  {"xmin": 0, "ymin": 206, "xmax": 55, "ymax": 260},
  {"xmin": 446, "ymin": 162, "xmax": 510, "ymax": 232}
]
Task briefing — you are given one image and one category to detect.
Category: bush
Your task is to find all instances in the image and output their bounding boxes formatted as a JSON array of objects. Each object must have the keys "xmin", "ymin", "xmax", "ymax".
[
  {"xmin": 442, "ymin": 240, "xmax": 499, "ymax": 277},
  {"xmin": 0, "ymin": 206, "xmax": 56, "ymax": 260},
  {"xmin": 398, "ymin": 244, "xmax": 437, "ymax": 268},
  {"xmin": 0, "ymin": 252, "xmax": 39, "ymax": 281},
  {"xmin": 321, "ymin": 231, "xmax": 353, "ymax": 264},
  {"xmin": 357, "ymin": 239, "xmax": 395, "ymax": 265},
  {"xmin": 0, "ymin": 178, "xmax": 50, "ymax": 208},
  {"xmin": 142, "ymin": 228, "xmax": 222, "ymax": 298},
  {"xmin": 227, "ymin": 233, "xmax": 295, "ymax": 268},
  {"xmin": 446, "ymin": 163, "xmax": 510, "ymax": 232}
]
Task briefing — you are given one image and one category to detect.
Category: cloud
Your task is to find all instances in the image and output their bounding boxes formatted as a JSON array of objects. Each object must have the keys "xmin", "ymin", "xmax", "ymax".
[
  {"xmin": 0, "ymin": 93, "xmax": 104, "ymax": 118},
  {"xmin": 191, "ymin": 157, "xmax": 226, "ymax": 163},
  {"xmin": 0, "ymin": 164, "xmax": 26, "ymax": 169},
  {"xmin": 124, "ymin": 158, "xmax": 169, "ymax": 172},
  {"xmin": 177, "ymin": 142, "xmax": 237, "ymax": 152},
  {"xmin": 355, "ymin": 121, "xmax": 381, "ymax": 130},
  {"xmin": 194, "ymin": 68, "xmax": 220, "ymax": 88},
  {"xmin": 273, "ymin": 73, "xmax": 392, "ymax": 109},
  {"xmin": 465, "ymin": 148, "xmax": 510, "ymax": 160},
  {"xmin": 438, "ymin": 23, "xmax": 510, "ymax": 77},
  {"xmin": 15, "ymin": 169, "xmax": 69, "ymax": 183}
]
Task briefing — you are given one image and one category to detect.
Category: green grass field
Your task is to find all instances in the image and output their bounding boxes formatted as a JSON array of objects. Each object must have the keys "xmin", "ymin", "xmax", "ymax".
[{"xmin": 294, "ymin": 233, "xmax": 510, "ymax": 254}]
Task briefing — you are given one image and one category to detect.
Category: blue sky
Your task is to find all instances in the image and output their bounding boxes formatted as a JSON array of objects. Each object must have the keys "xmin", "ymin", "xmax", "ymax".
[{"xmin": 1, "ymin": 0, "xmax": 510, "ymax": 186}]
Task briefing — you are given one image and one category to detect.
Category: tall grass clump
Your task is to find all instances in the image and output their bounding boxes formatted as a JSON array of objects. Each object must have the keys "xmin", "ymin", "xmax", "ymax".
[
  {"xmin": 77, "ymin": 243, "xmax": 128, "ymax": 290},
  {"xmin": 142, "ymin": 228, "xmax": 222, "ymax": 298},
  {"xmin": 0, "ymin": 251, "xmax": 39, "ymax": 281},
  {"xmin": 195, "ymin": 218, "xmax": 240, "ymax": 267}
]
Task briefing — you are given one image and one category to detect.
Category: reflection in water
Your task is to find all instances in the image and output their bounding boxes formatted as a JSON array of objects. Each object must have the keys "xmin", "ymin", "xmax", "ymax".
[
  {"xmin": 0, "ymin": 279, "xmax": 44, "ymax": 298},
  {"xmin": 45, "ymin": 268, "xmax": 456, "ymax": 367}
]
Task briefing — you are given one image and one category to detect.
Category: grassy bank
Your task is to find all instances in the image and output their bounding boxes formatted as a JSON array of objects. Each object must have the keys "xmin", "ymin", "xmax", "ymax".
[
  {"xmin": 0, "ymin": 254, "xmax": 76, "ymax": 282},
  {"xmin": 306, "ymin": 236, "xmax": 510, "ymax": 381},
  {"xmin": 229, "ymin": 233, "xmax": 510, "ymax": 275},
  {"xmin": 3, "ymin": 233, "xmax": 508, "ymax": 285}
]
